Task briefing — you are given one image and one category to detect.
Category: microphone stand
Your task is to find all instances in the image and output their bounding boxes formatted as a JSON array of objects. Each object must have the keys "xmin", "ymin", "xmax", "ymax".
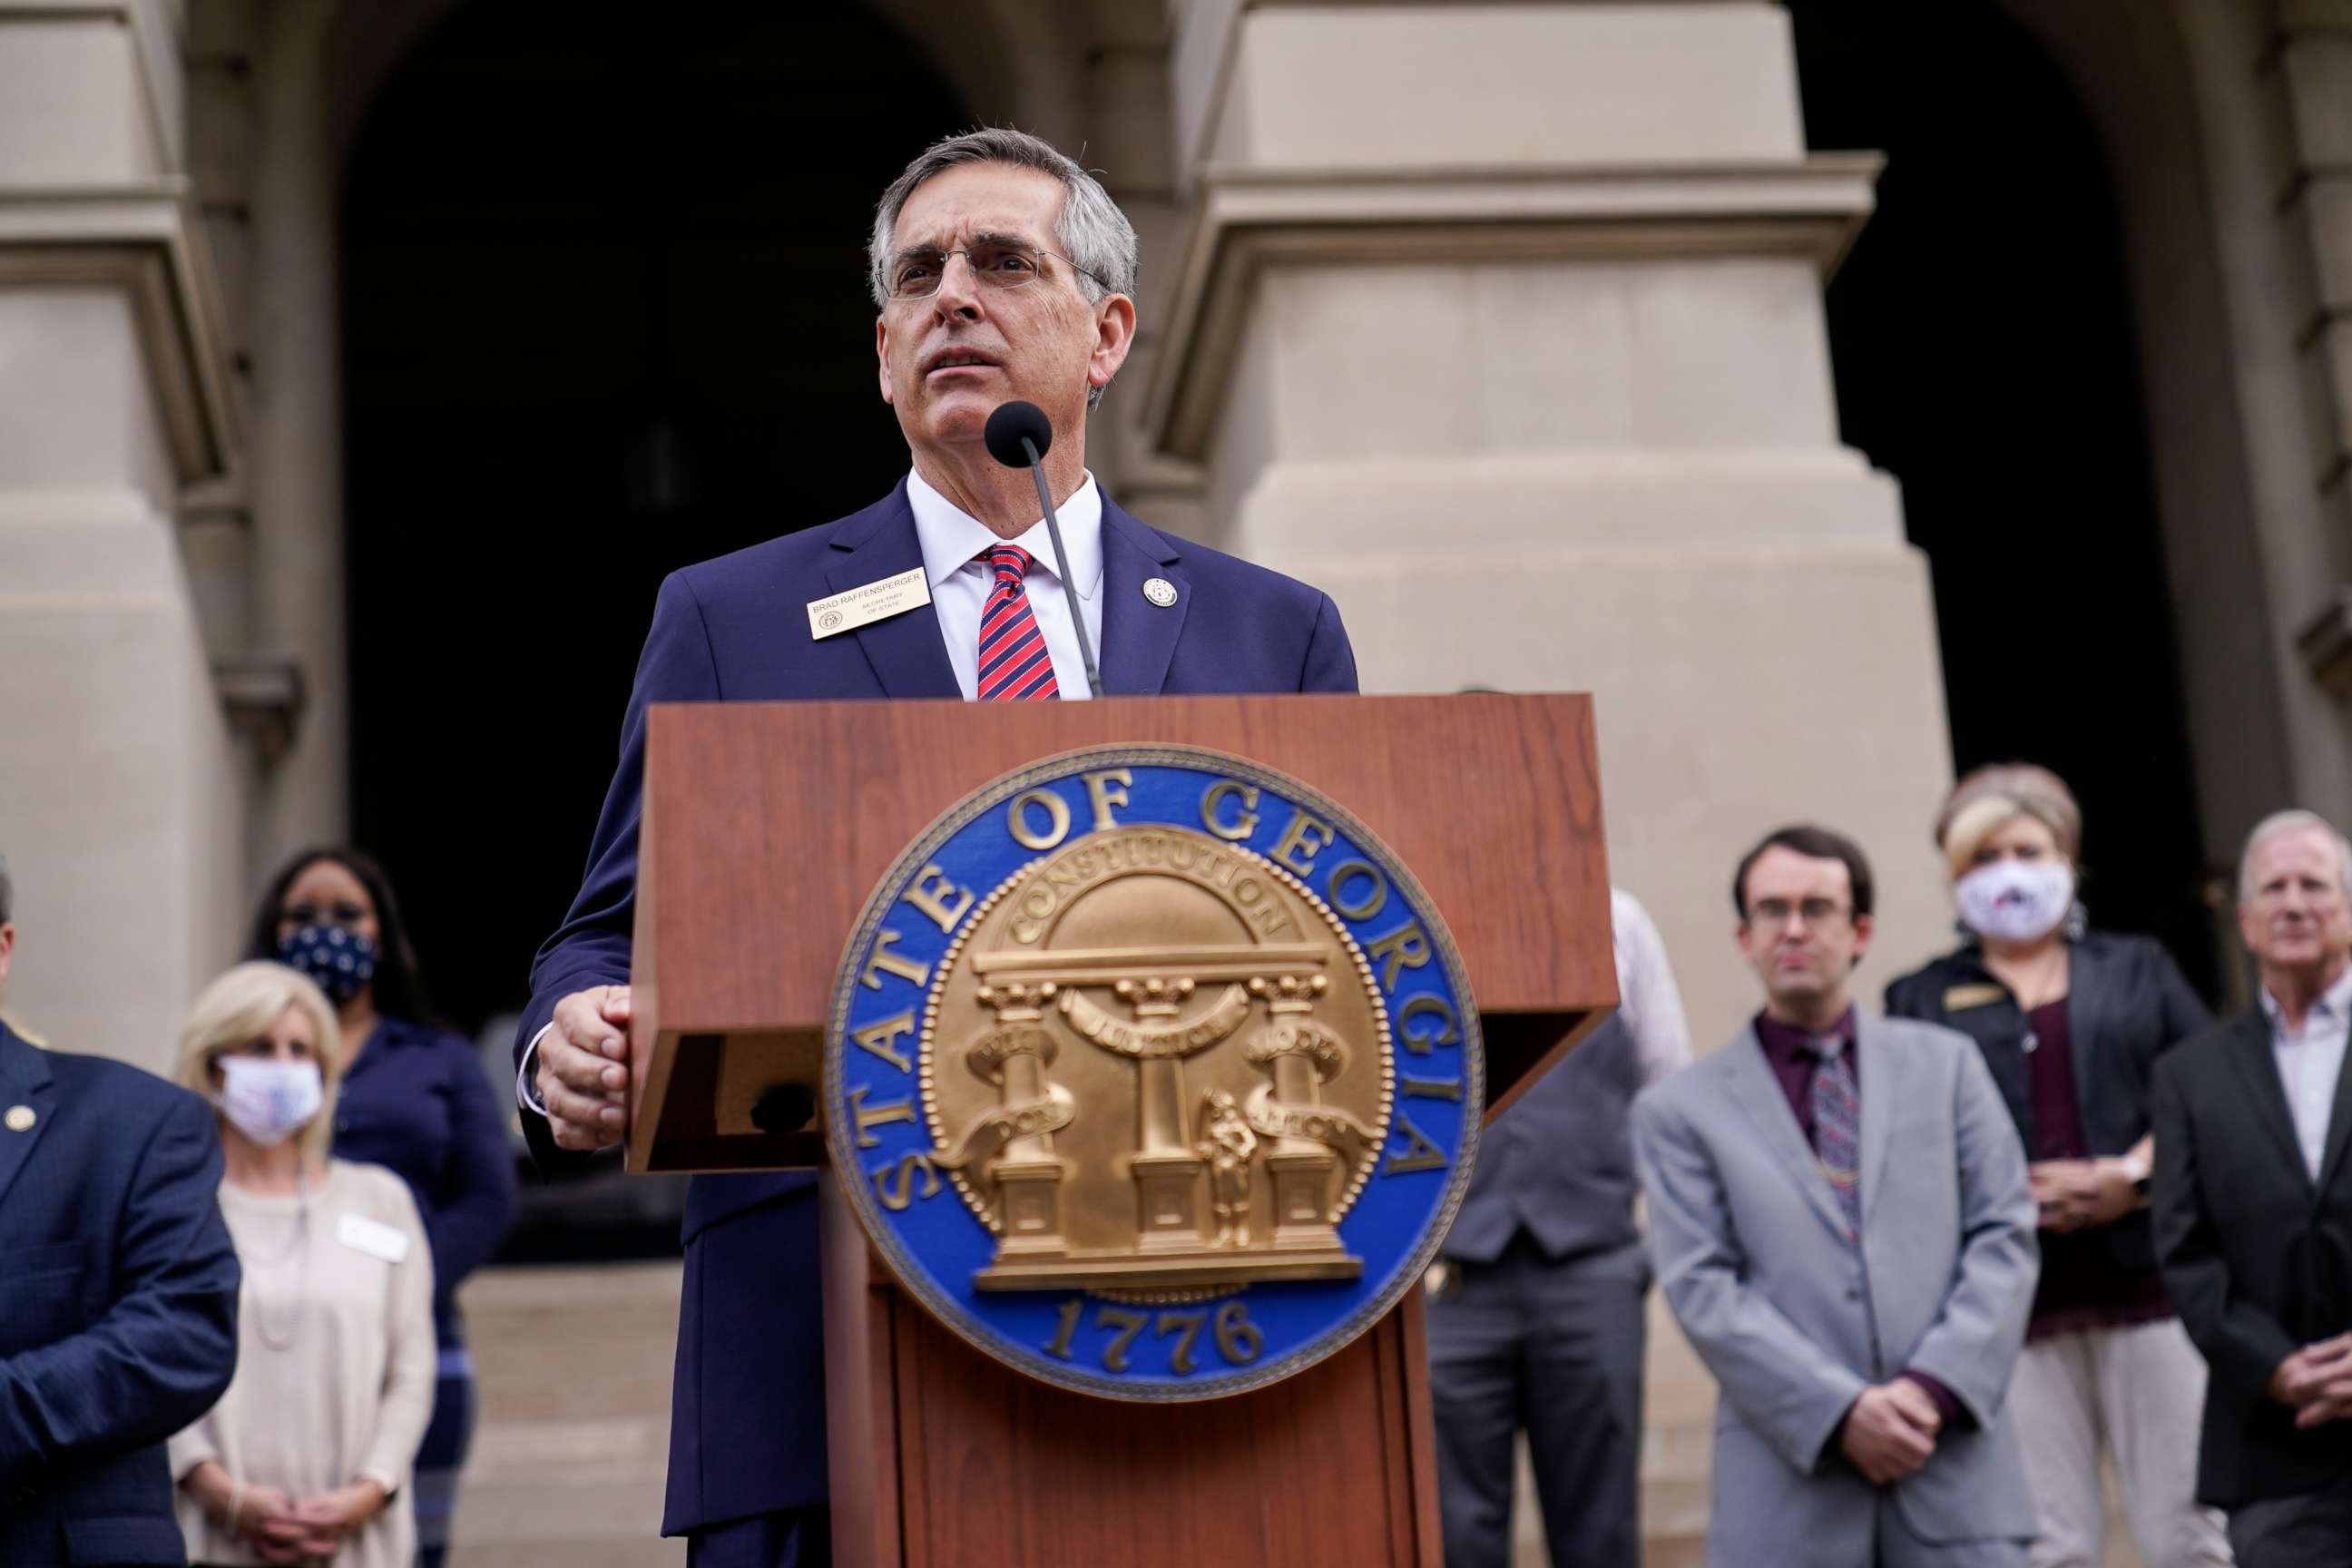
[{"xmin": 1021, "ymin": 436, "xmax": 1102, "ymax": 699}]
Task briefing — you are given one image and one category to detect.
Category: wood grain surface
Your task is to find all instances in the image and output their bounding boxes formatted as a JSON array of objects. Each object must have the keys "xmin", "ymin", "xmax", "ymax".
[{"xmin": 630, "ymin": 692, "xmax": 1616, "ymax": 1168}]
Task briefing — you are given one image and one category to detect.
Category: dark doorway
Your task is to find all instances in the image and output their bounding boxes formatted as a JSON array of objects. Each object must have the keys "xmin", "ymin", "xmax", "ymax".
[
  {"xmin": 1788, "ymin": 0, "xmax": 2215, "ymax": 994},
  {"xmin": 341, "ymin": 1, "xmax": 969, "ymax": 1054}
]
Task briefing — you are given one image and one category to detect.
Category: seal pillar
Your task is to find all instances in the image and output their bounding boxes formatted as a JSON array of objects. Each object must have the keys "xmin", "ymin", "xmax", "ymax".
[
  {"xmin": 1117, "ymin": 976, "xmax": 1210, "ymax": 1250},
  {"xmin": 972, "ymin": 982, "xmax": 1071, "ymax": 1259}
]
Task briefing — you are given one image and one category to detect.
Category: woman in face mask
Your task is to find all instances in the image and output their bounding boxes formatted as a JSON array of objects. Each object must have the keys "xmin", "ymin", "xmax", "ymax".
[
  {"xmin": 167, "ymin": 961, "xmax": 436, "ymax": 1568},
  {"xmin": 244, "ymin": 848, "xmax": 516, "ymax": 1568},
  {"xmin": 1885, "ymin": 765, "xmax": 2229, "ymax": 1568}
]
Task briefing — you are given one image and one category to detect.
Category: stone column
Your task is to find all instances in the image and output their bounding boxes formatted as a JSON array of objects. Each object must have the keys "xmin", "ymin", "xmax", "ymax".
[
  {"xmin": 2265, "ymin": 0, "xmax": 2352, "ymax": 803},
  {"xmin": 1152, "ymin": 0, "xmax": 1956, "ymax": 1047},
  {"xmin": 242, "ymin": 0, "xmax": 348, "ymax": 867},
  {"xmin": 0, "ymin": 2, "xmax": 243, "ymax": 1073}
]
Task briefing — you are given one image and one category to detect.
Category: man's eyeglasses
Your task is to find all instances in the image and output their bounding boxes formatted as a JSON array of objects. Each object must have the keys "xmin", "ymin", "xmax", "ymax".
[
  {"xmin": 1744, "ymin": 898, "xmax": 1851, "ymax": 932},
  {"xmin": 885, "ymin": 241, "xmax": 1106, "ymax": 301}
]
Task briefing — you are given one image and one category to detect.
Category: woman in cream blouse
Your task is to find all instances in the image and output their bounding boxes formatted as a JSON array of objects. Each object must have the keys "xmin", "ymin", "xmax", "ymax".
[{"xmin": 168, "ymin": 962, "xmax": 436, "ymax": 1568}]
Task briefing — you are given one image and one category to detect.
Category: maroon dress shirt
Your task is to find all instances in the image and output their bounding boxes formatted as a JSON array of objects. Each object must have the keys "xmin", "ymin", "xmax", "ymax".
[{"xmin": 1752, "ymin": 1008, "xmax": 1969, "ymax": 1430}]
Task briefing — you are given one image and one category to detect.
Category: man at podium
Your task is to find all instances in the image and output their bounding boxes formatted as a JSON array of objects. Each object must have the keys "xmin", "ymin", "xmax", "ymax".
[{"xmin": 510, "ymin": 128, "xmax": 1358, "ymax": 1568}]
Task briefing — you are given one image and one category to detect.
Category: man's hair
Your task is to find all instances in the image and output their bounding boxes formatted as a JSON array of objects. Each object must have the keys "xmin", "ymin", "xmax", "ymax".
[
  {"xmin": 2238, "ymin": 808, "xmax": 2352, "ymax": 905},
  {"xmin": 0, "ymin": 852, "xmax": 12, "ymax": 925},
  {"xmin": 1732, "ymin": 825, "xmax": 1877, "ymax": 920},
  {"xmin": 867, "ymin": 127, "xmax": 1139, "ymax": 409}
]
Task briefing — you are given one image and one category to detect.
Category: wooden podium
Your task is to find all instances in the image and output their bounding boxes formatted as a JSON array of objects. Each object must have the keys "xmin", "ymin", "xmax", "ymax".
[{"xmin": 625, "ymin": 693, "xmax": 1615, "ymax": 1567}]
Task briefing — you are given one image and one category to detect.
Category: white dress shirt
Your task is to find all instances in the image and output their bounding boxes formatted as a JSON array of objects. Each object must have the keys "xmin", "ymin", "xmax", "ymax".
[
  {"xmin": 518, "ymin": 469, "xmax": 1110, "ymax": 1116},
  {"xmin": 908, "ymin": 466, "xmax": 1104, "ymax": 701},
  {"xmin": 2260, "ymin": 963, "xmax": 2352, "ymax": 1182},
  {"xmin": 1611, "ymin": 887, "xmax": 1694, "ymax": 1088}
]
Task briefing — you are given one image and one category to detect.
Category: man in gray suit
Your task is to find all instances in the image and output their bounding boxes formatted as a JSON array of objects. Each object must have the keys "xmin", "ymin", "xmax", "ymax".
[{"xmin": 1634, "ymin": 825, "xmax": 2040, "ymax": 1567}]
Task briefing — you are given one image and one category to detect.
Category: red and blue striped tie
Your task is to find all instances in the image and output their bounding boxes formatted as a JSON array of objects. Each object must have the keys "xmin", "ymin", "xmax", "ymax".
[{"xmin": 975, "ymin": 544, "xmax": 1061, "ymax": 701}]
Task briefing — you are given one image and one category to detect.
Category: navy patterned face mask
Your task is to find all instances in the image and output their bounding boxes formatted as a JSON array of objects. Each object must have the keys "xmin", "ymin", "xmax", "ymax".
[{"xmin": 277, "ymin": 923, "xmax": 378, "ymax": 1005}]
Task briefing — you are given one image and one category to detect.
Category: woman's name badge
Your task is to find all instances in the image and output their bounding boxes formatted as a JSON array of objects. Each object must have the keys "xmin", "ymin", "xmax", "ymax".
[
  {"xmin": 336, "ymin": 1211, "xmax": 412, "ymax": 1264},
  {"xmin": 808, "ymin": 568, "xmax": 931, "ymax": 639},
  {"xmin": 1942, "ymin": 983, "xmax": 2006, "ymax": 1012}
]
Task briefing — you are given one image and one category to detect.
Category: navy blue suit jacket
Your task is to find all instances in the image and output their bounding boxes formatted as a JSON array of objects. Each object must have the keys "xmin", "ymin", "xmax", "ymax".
[
  {"xmin": 0, "ymin": 1023, "xmax": 240, "ymax": 1567},
  {"xmin": 514, "ymin": 481, "xmax": 1357, "ymax": 1534}
]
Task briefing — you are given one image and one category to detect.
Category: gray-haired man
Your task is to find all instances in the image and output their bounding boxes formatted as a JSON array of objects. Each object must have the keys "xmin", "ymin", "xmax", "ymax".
[
  {"xmin": 512, "ymin": 128, "xmax": 1357, "ymax": 1567},
  {"xmin": 2155, "ymin": 809, "xmax": 2352, "ymax": 1565}
]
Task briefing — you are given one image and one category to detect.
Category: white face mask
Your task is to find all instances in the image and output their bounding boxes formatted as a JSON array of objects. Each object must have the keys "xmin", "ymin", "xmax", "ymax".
[
  {"xmin": 1955, "ymin": 858, "xmax": 2076, "ymax": 945},
  {"xmin": 214, "ymin": 1056, "xmax": 324, "ymax": 1148}
]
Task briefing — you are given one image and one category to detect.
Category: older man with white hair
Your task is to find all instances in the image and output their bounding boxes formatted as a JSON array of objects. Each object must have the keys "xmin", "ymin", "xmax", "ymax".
[{"xmin": 2154, "ymin": 808, "xmax": 2352, "ymax": 1565}]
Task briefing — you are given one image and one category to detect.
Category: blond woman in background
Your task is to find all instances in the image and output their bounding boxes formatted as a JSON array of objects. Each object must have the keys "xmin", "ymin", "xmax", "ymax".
[
  {"xmin": 1886, "ymin": 765, "xmax": 2228, "ymax": 1568},
  {"xmin": 168, "ymin": 961, "xmax": 436, "ymax": 1568}
]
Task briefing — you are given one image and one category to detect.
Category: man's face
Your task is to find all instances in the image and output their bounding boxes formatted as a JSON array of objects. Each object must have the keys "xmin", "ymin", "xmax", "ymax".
[
  {"xmin": 1736, "ymin": 847, "xmax": 1873, "ymax": 1014},
  {"xmin": 2239, "ymin": 827, "xmax": 2352, "ymax": 975},
  {"xmin": 0, "ymin": 920, "xmax": 13, "ymax": 995},
  {"xmin": 875, "ymin": 162, "xmax": 1132, "ymax": 461}
]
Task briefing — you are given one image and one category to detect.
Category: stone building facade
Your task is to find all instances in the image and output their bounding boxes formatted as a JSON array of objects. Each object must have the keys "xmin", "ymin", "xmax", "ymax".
[{"xmin": 4, "ymin": 1, "xmax": 2350, "ymax": 1560}]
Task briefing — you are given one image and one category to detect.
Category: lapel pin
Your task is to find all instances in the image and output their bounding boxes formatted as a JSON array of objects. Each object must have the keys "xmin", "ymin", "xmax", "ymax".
[
  {"xmin": 4, "ymin": 1105, "xmax": 33, "ymax": 1132},
  {"xmin": 1142, "ymin": 578, "xmax": 1179, "ymax": 608}
]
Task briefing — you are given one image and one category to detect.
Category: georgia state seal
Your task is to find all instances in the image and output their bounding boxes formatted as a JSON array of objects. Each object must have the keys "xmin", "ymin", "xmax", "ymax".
[{"xmin": 827, "ymin": 745, "xmax": 1482, "ymax": 1401}]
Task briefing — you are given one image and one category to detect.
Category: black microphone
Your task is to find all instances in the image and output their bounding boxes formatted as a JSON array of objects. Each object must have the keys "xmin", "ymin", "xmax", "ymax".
[{"xmin": 983, "ymin": 400, "xmax": 1100, "ymax": 698}]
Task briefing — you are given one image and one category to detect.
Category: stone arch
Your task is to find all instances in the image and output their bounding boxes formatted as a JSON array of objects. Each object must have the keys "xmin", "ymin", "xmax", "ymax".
[
  {"xmin": 1787, "ymin": 0, "xmax": 2224, "ymax": 985},
  {"xmin": 333, "ymin": 2, "xmax": 982, "ymax": 1033},
  {"xmin": 1992, "ymin": 0, "xmax": 2352, "ymax": 975}
]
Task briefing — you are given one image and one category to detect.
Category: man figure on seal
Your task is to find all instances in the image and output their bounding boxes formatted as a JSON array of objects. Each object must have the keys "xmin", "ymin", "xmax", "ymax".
[
  {"xmin": 513, "ymin": 128, "xmax": 1357, "ymax": 1567},
  {"xmin": 1634, "ymin": 826, "xmax": 2039, "ymax": 1566}
]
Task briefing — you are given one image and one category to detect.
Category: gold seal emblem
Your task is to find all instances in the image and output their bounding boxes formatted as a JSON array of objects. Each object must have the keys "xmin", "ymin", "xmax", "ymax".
[
  {"xmin": 829, "ymin": 747, "xmax": 1481, "ymax": 1398},
  {"xmin": 921, "ymin": 822, "xmax": 1392, "ymax": 1291}
]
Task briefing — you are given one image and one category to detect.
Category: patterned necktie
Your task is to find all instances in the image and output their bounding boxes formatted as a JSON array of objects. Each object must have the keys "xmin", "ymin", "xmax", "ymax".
[
  {"xmin": 975, "ymin": 544, "xmax": 1061, "ymax": 701},
  {"xmin": 1811, "ymin": 1039, "xmax": 1862, "ymax": 1243}
]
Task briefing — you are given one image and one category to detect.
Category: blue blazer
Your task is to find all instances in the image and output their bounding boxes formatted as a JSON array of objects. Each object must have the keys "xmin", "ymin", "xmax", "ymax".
[
  {"xmin": 0, "ymin": 1023, "xmax": 241, "ymax": 1568},
  {"xmin": 514, "ymin": 481, "xmax": 1357, "ymax": 1534},
  {"xmin": 331, "ymin": 1014, "xmax": 519, "ymax": 1349}
]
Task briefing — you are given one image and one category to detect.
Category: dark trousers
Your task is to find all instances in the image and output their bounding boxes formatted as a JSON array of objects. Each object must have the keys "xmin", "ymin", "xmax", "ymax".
[
  {"xmin": 1427, "ymin": 1235, "xmax": 1648, "ymax": 1568},
  {"xmin": 2230, "ymin": 1470, "xmax": 2352, "ymax": 1568},
  {"xmin": 686, "ymin": 1506, "xmax": 829, "ymax": 1568}
]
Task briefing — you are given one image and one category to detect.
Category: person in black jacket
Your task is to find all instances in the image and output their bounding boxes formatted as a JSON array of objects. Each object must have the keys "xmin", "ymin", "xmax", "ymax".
[
  {"xmin": 0, "ymin": 851, "xmax": 242, "ymax": 1568},
  {"xmin": 2155, "ymin": 808, "xmax": 2352, "ymax": 1566},
  {"xmin": 1886, "ymin": 765, "xmax": 2227, "ymax": 1568}
]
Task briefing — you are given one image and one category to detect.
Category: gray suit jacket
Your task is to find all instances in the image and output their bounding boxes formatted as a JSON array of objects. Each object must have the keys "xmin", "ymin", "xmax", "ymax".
[{"xmin": 1632, "ymin": 1011, "xmax": 2038, "ymax": 1564}]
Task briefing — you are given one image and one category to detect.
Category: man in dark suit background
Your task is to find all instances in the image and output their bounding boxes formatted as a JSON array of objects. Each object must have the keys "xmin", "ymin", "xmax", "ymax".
[
  {"xmin": 0, "ymin": 853, "xmax": 242, "ymax": 1567},
  {"xmin": 1428, "ymin": 887, "xmax": 1691, "ymax": 1567},
  {"xmin": 2155, "ymin": 808, "xmax": 2352, "ymax": 1564},
  {"xmin": 512, "ymin": 129, "xmax": 1357, "ymax": 1567}
]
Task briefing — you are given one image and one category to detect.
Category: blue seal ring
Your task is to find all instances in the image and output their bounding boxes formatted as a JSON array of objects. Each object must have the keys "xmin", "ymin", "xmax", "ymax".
[{"xmin": 826, "ymin": 744, "xmax": 1482, "ymax": 1401}]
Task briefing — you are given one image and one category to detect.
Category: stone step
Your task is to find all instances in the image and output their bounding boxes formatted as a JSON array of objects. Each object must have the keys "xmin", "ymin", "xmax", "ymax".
[
  {"xmin": 451, "ymin": 1264, "xmax": 682, "ymax": 1565},
  {"xmin": 446, "ymin": 1260, "xmax": 2151, "ymax": 1566}
]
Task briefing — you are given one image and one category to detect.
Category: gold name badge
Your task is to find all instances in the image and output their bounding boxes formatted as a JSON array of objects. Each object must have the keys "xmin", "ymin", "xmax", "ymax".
[
  {"xmin": 1943, "ymin": 982, "xmax": 2007, "ymax": 1011},
  {"xmin": 808, "ymin": 567, "xmax": 932, "ymax": 640}
]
